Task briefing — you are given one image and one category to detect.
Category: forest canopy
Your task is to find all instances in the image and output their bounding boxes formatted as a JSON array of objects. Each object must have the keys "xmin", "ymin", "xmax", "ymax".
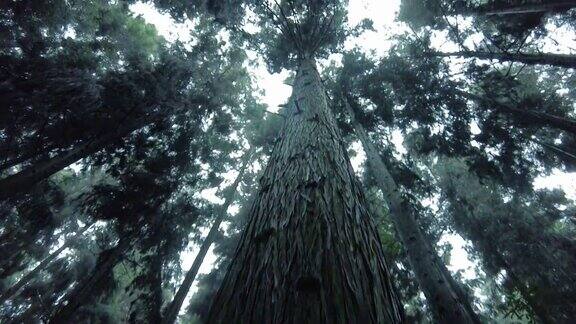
[{"xmin": 0, "ymin": 0, "xmax": 575, "ymax": 323}]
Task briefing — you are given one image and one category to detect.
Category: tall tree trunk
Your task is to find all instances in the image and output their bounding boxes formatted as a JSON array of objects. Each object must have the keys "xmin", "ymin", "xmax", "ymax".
[
  {"xmin": 458, "ymin": 90, "xmax": 576, "ymax": 136},
  {"xmin": 0, "ymin": 222, "xmax": 94, "ymax": 305},
  {"xmin": 0, "ymin": 114, "xmax": 155, "ymax": 201},
  {"xmin": 432, "ymin": 51, "xmax": 576, "ymax": 69},
  {"xmin": 48, "ymin": 238, "xmax": 131, "ymax": 323},
  {"xmin": 343, "ymin": 96, "xmax": 479, "ymax": 324},
  {"xmin": 207, "ymin": 58, "xmax": 404, "ymax": 324},
  {"xmin": 162, "ymin": 149, "xmax": 252, "ymax": 324}
]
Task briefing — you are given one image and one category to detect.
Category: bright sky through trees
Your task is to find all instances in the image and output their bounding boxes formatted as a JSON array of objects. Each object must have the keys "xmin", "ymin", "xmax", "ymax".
[
  {"xmin": 128, "ymin": 0, "xmax": 575, "ymax": 314},
  {"xmin": 130, "ymin": 0, "xmax": 576, "ymax": 214},
  {"xmin": 130, "ymin": 0, "xmax": 575, "ymax": 199}
]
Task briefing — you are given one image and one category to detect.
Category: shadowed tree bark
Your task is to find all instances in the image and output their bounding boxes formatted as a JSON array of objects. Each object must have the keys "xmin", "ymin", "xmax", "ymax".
[{"xmin": 206, "ymin": 57, "xmax": 404, "ymax": 323}]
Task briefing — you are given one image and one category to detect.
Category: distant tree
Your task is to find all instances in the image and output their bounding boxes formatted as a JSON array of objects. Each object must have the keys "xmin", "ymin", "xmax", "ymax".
[
  {"xmin": 162, "ymin": 148, "xmax": 253, "ymax": 324},
  {"xmin": 430, "ymin": 51, "xmax": 576, "ymax": 69},
  {"xmin": 342, "ymin": 95, "xmax": 479, "ymax": 323},
  {"xmin": 433, "ymin": 156, "xmax": 576, "ymax": 323}
]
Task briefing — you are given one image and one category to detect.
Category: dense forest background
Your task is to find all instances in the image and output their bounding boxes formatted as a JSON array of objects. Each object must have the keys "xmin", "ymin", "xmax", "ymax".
[{"xmin": 0, "ymin": 0, "xmax": 575, "ymax": 323}]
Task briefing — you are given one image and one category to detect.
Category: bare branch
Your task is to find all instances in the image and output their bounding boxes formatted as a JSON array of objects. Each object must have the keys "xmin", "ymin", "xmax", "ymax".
[
  {"xmin": 273, "ymin": 0, "xmax": 303, "ymax": 53},
  {"xmin": 311, "ymin": 12, "xmax": 335, "ymax": 54},
  {"xmin": 265, "ymin": 109, "xmax": 286, "ymax": 118}
]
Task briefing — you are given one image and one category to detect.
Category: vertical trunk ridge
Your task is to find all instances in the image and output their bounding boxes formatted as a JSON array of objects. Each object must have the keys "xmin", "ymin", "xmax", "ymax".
[{"xmin": 206, "ymin": 58, "xmax": 403, "ymax": 323}]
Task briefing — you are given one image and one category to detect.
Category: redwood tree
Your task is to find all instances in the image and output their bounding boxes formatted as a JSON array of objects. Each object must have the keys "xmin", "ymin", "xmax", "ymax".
[{"xmin": 207, "ymin": 1, "xmax": 404, "ymax": 323}]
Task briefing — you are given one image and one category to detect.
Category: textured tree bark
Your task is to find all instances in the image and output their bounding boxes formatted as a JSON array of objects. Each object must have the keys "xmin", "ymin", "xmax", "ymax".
[
  {"xmin": 0, "ymin": 114, "xmax": 155, "ymax": 201},
  {"xmin": 457, "ymin": 90, "xmax": 576, "ymax": 136},
  {"xmin": 48, "ymin": 239, "xmax": 130, "ymax": 323},
  {"xmin": 432, "ymin": 51, "xmax": 576, "ymax": 69},
  {"xmin": 162, "ymin": 149, "xmax": 252, "ymax": 324},
  {"xmin": 206, "ymin": 58, "xmax": 404, "ymax": 324},
  {"xmin": 0, "ymin": 222, "xmax": 94, "ymax": 305},
  {"xmin": 344, "ymin": 96, "xmax": 479, "ymax": 324}
]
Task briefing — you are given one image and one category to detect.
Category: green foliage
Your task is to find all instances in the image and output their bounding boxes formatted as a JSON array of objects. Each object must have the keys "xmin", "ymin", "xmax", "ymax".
[
  {"xmin": 1, "ymin": 0, "xmax": 575, "ymax": 323},
  {"xmin": 246, "ymin": 0, "xmax": 357, "ymax": 72},
  {"xmin": 433, "ymin": 156, "xmax": 576, "ymax": 322}
]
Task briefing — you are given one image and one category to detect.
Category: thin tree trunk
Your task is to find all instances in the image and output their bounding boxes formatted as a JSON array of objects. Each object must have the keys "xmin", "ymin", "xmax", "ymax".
[
  {"xmin": 529, "ymin": 137, "xmax": 576, "ymax": 162},
  {"xmin": 447, "ymin": 194, "xmax": 559, "ymax": 323},
  {"xmin": 0, "ymin": 94, "xmax": 211, "ymax": 200},
  {"xmin": 48, "ymin": 238, "xmax": 130, "ymax": 323},
  {"xmin": 7, "ymin": 301, "xmax": 43, "ymax": 324},
  {"xmin": 0, "ymin": 114, "xmax": 155, "ymax": 200},
  {"xmin": 432, "ymin": 51, "xmax": 576, "ymax": 69},
  {"xmin": 344, "ymin": 96, "xmax": 479, "ymax": 324},
  {"xmin": 128, "ymin": 205, "xmax": 173, "ymax": 323},
  {"xmin": 458, "ymin": 90, "xmax": 576, "ymax": 136},
  {"xmin": 437, "ymin": 259, "xmax": 479, "ymax": 321},
  {"xmin": 162, "ymin": 148, "xmax": 253, "ymax": 324},
  {"xmin": 0, "ymin": 222, "xmax": 94, "ymax": 305},
  {"xmin": 0, "ymin": 139, "xmax": 64, "ymax": 172},
  {"xmin": 207, "ymin": 58, "xmax": 404, "ymax": 323},
  {"xmin": 452, "ymin": 1, "xmax": 576, "ymax": 16},
  {"xmin": 126, "ymin": 192, "xmax": 194, "ymax": 323},
  {"xmin": 0, "ymin": 148, "xmax": 48, "ymax": 173},
  {"xmin": 480, "ymin": 2, "xmax": 576, "ymax": 15}
]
